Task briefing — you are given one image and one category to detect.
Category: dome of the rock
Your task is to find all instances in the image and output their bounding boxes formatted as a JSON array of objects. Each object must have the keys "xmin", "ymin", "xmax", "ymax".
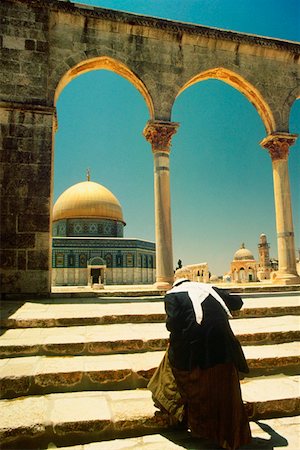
[{"xmin": 53, "ymin": 180, "xmax": 125, "ymax": 223}]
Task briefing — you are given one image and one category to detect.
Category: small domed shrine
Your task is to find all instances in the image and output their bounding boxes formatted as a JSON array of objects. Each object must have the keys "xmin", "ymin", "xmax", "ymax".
[
  {"xmin": 52, "ymin": 175, "xmax": 156, "ymax": 286},
  {"xmin": 230, "ymin": 243, "xmax": 257, "ymax": 283}
]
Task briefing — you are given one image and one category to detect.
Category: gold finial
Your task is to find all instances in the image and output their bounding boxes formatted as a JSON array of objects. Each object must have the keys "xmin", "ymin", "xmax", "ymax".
[{"xmin": 86, "ymin": 168, "xmax": 91, "ymax": 181}]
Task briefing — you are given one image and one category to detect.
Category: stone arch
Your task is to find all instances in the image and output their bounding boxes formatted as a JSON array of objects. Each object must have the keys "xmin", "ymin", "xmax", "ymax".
[
  {"xmin": 52, "ymin": 55, "xmax": 154, "ymax": 119},
  {"xmin": 175, "ymin": 68, "xmax": 275, "ymax": 134},
  {"xmin": 89, "ymin": 256, "xmax": 106, "ymax": 266}
]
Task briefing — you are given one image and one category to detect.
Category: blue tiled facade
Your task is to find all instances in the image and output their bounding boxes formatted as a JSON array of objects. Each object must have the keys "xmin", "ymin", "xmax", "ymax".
[{"xmin": 52, "ymin": 237, "xmax": 156, "ymax": 270}]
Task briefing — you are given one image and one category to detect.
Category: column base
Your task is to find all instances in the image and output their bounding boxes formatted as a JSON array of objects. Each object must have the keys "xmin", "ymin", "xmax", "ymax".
[
  {"xmin": 271, "ymin": 271, "xmax": 300, "ymax": 285},
  {"xmin": 154, "ymin": 281, "xmax": 173, "ymax": 291}
]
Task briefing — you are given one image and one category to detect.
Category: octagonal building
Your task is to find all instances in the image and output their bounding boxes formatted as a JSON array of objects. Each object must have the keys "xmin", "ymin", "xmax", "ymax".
[{"xmin": 52, "ymin": 178, "xmax": 155, "ymax": 286}]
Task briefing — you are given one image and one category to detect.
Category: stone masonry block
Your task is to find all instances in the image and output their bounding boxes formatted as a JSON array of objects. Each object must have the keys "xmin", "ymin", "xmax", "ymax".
[
  {"xmin": 0, "ymin": 196, "xmax": 50, "ymax": 216},
  {"xmin": 0, "ymin": 149, "xmax": 33, "ymax": 164},
  {"xmin": 25, "ymin": 39, "xmax": 36, "ymax": 51},
  {"xmin": 2, "ymin": 137, "xmax": 18, "ymax": 150},
  {"xmin": 2, "ymin": 232, "xmax": 36, "ymax": 250},
  {"xmin": 0, "ymin": 250, "xmax": 17, "ymax": 269},
  {"xmin": 27, "ymin": 250, "xmax": 49, "ymax": 270},
  {"xmin": 0, "ymin": 269, "xmax": 50, "ymax": 294},
  {"xmin": 3, "ymin": 36, "xmax": 25, "ymax": 51},
  {"xmin": 35, "ymin": 233, "xmax": 50, "ymax": 251},
  {"xmin": 36, "ymin": 41, "xmax": 48, "ymax": 53},
  {"xmin": 28, "ymin": 180, "xmax": 51, "ymax": 198},
  {"xmin": 0, "ymin": 214, "xmax": 16, "ymax": 235},
  {"xmin": 18, "ymin": 214, "xmax": 49, "ymax": 233},
  {"xmin": 17, "ymin": 250, "xmax": 27, "ymax": 270}
]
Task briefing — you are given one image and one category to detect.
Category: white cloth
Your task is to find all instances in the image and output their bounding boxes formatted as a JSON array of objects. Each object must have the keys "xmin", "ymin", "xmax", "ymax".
[{"xmin": 168, "ymin": 280, "xmax": 232, "ymax": 324}]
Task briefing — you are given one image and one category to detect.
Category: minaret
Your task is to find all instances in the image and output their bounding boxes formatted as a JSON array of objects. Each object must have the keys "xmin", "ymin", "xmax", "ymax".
[{"xmin": 257, "ymin": 233, "xmax": 271, "ymax": 280}]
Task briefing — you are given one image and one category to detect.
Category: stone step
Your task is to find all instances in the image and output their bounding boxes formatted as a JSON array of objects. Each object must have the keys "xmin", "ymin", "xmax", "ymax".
[
  {"xmin": 37, "ymin": 416, "xmax": 300, "ymax": 450},
  {"xmin": 0, "ymin": 299, "xmax": 166, "ymax": 329},
  {"xmin": 0, "ymin": 316, "xmax": 299, "ymax": 358},
  {"xmin": 1, "ymin": 343, "xmax": 299, "ymax": 399},
  {"xmin": 1, "ymin": 294, "xmax": 299, "ymax": 328},
  {"xmin": 0, "ymin": 376, "xmax": 299, "ymax": 449},
  {"xmin": 235, "ymin": 292, "xmax": 300, "ymax": 319}
]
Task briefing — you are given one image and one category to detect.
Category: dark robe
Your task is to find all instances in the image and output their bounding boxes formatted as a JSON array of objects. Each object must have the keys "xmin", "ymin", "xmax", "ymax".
[
  {"xmin": 163, "ymin": 281, "xmax": 251, "ymax": 450},
  {"xmin": 165, "ymin": 284, "xmax": 249, "ymax": 373}
]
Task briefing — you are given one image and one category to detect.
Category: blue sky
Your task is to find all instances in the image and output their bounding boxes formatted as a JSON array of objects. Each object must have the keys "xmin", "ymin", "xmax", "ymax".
[{"xmin": 54, "ymin": 0, "xmax": 300, "ymax": 276}]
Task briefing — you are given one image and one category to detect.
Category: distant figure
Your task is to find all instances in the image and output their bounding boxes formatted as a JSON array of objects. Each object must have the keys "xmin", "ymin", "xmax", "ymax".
[
  {"xmin": 148, "ymin": 277, "xmax": 251, "ymax": 450},
  {"xmin": 176, "ymin": 259, "xmax": 182, "ymax": 270}
]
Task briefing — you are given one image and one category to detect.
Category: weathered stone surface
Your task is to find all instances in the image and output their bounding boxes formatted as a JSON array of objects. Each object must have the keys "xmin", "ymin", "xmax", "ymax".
[
  {"xmin": 0, "ymin": 250, "xmax": 17, "ymax": 269},
  {"xmin": 17, "ymin": 214, "xmax": 49, "ymax": 233},
  {"xmin": 252, "ymin": 398, "xmax": 300, "ymax": 420},
  {"xmin": 35, "ymin": 371, "xmax": 83, "ymax": 388},
  {"xmin": 0, "ymin": 375, "xmax": 32, "ymax": 397},
  {"xmin": 27, "ymin": 249, "xmax": 49, "ymax": 270}
]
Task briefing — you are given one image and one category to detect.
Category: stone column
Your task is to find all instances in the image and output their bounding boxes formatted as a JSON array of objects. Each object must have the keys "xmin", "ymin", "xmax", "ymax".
[
  {"xmin": 143, "ymin": 120, "xmax": 179, "ymax": 289},
  {"xmin": 260, "ymin": 132, "xmax": 300, "ymax": 285}
]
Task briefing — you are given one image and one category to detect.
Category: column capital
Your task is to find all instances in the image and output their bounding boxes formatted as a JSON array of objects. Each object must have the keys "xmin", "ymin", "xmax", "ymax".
[
  {"xmin": 260, "ymin": 132, "xmax": 298, "ymax": 162},
  {"xmin": 143, "ymin": 120, "xmax": 179, "ymax": 152}
]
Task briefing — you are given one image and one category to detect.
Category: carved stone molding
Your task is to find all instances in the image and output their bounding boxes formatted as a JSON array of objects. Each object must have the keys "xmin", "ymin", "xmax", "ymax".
[
  {"xmin": 143, "ymin": 121, "xmax": 179, "ymax": 152},
  {"xmin": 260, "ymin": 133, "xmax": 298, "ymax": 162},
  {"xmin": 29, "ymin": 0, "xmax": 300, "ymax": 54}
]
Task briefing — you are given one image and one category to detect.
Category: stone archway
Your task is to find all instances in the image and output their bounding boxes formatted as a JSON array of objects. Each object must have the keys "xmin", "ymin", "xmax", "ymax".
[
  {"xmin": 88, "ymin": 256, "xmax": 106, "ymax": 287},
  {"xmin": 1, "ymin": 0, "xmax": 299, "ymax": 294}
]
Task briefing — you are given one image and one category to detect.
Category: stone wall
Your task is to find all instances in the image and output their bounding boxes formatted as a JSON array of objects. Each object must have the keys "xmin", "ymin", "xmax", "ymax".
[{"xmin": 1, "ymin": 0, "xmax": 299, "ymax": 294}]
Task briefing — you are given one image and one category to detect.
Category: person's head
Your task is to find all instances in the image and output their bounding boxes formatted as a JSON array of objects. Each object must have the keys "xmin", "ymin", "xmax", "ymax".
[
  {"xmin": 174, "ymin": 268, "xmax": 188, "ymax": 279},
  {"xmin": 173, "ymin": 268, "xmax": 190, "ymax": 286}
]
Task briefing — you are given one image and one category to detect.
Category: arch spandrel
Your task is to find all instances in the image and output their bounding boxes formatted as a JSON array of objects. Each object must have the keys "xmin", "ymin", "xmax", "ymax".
[
  {"xmin": 52, "ymin": 56, "xmax": 155, "ymax": 119},
  {"xmin": 175, "ymin": 68, "xmax": 276, "ymax": 134}
]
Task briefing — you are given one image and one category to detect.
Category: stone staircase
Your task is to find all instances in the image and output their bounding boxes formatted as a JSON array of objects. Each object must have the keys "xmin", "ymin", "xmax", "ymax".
[{"xmin": 0, "ymin": 291, "xmax": 299, "ymax": 449}]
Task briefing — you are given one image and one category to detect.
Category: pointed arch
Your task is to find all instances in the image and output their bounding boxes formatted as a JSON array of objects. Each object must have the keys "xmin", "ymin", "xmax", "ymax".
[
  {"xmin": 54, "ymin": 56, "xmax": 154, "ymax": 119},
  {"xmin": 176, "ymin": 68, "xmax": 275, "ymax": 134}
]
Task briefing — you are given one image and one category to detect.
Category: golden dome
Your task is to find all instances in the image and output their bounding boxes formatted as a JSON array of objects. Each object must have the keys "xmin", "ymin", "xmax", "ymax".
[
  {"xmin": 233, "ymin": 243, "xmax": 255, "ymax": 261},
  {"xmin": 53, "ymin": 180, "xmax": 125, "ymax": 223}
]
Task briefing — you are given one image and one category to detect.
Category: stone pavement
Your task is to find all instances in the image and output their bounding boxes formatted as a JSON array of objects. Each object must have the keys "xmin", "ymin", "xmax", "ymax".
[{"xmin": 0, "ymin": 289, "xmax": 299, "ymax": 449}]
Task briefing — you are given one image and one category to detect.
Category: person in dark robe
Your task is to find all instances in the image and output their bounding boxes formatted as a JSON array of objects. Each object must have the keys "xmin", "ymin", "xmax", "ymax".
[{"xmin": 148, "ymin": 277, "xmax": 252, "ymax": 450}]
